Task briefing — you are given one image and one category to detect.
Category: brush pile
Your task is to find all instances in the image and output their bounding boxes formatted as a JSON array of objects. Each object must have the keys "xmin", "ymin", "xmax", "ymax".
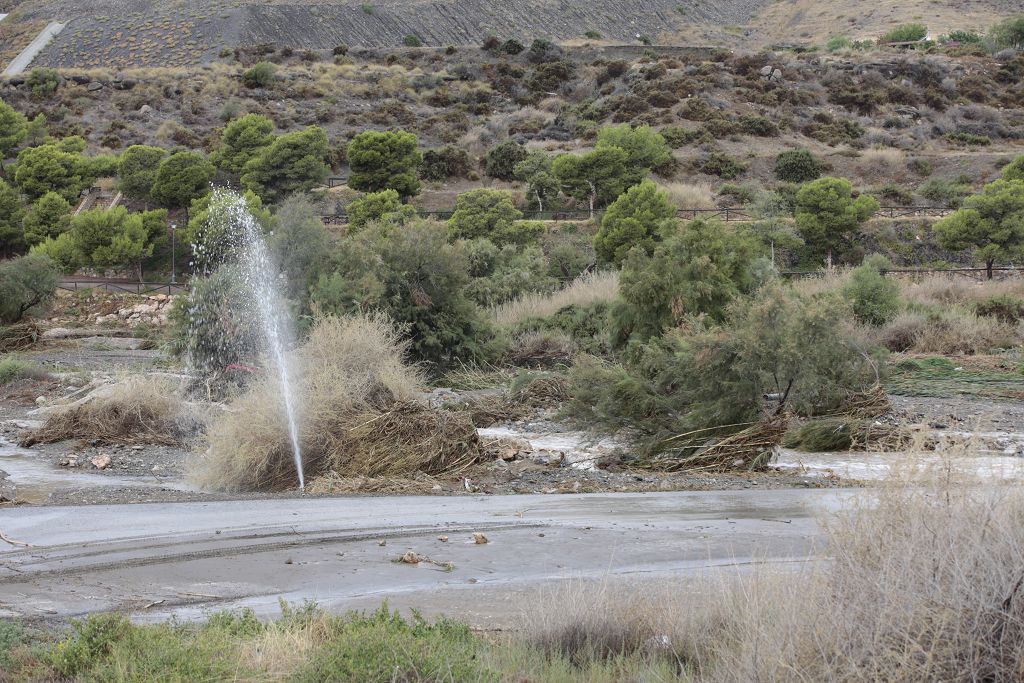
[
  {"xmin": 195, "ymin": 313, "xmax": 483, "ymax": 491},
  {"xmin": 647, "ymin": 417, "xmax": 789, "ymax": 472},
  {"xmin": 471, "ymin": 372, "xmax": 569, "ymax": 427},
  {"xmin": 0, "ymin": 322, "xmax": 39, "ymax": 353},
  {"xmin": 783, "ymin": 417, "xmax": 912, "ymax": 452},
  {"xmin": 23, "ymin": 377, "xmax": 193, "ymax": 446}
]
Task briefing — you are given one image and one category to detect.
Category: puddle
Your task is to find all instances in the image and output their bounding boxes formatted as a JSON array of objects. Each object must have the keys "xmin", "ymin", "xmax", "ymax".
[
  {"xmin": 0, "ymin": 439, "xmax": 197, "ymax": 504},
  {"xmin": 773, "ymin": 448, "xmax": 1024, "ymax": 481},
  {"xmin": 479, "ymin": 422, "xmax": 1024, "ymax": 482}
]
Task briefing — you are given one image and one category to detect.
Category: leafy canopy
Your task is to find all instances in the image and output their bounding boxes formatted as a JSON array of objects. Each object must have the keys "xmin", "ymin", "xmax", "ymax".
[
  {"xmin": 794, "ymin": 177, "xmax": 879, "ymax": 263},
  {"xmin": 241, "ymin": 127, "xmax": 330, "ymax": 204},
  {"xmin": 347, "ymin": 130, "xmax": 422, "ymax": 198},
  {"xmin": 934, "ymin": 178, "xmax": 1024, "ymax": 274},
  {"xmin": 594, "ymin": 179, "xmax": 676, "ymax": 266}
]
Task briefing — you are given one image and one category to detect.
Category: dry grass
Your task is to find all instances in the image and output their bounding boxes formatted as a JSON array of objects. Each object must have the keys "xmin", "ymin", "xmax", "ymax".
[
  {"xmin": 23, "ymin": 376, "xmax": 193, "ymax": 446},
  {"xmin": 193, "ymin": 313, "xmax": 481, "ymax": 492},
  {"xmin": 875, "ymin": 307, "xmax": 1021, "ymax": 354},
  {"xmin": 492, "ymin": 270, "xmax": 619, "ymax": 329},
  {"xmin": 898, "ymin": 275, "xmax": 1024, "ymax": 308},
  {"xmin": 661, "ymin": 181, "xmax": 717, "ymax": 210},
  {"xmin": 856, "ymin": 147, "xmax": 906, "ymax": 177},
  {"xmin": 526, "ymin": 453, "xmax": 1024, "ymax": 681}
]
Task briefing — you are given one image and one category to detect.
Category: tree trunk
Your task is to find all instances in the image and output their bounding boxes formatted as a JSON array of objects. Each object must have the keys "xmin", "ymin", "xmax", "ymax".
[
  {"xmin": 987, "ymin": 259, "xmax": 994, "ymax": 280},
  {"xmin": 587, "ymin": 181, "xmax": 596, "ymax": 219}
]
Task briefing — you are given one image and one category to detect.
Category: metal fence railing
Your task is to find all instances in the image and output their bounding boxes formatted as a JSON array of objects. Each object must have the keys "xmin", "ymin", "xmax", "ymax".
[
  {"xmin": 320, "ymin": 206, "xmax": 953, "ymax": 226},
  {"xmin": 58, "ymin": 279, "xmax": 188, "ymax": 296}
]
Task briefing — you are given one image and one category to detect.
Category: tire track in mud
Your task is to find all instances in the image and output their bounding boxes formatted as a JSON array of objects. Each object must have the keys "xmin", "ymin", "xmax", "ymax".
[{"xmin": 0, "ymin": 521, "xmax": 543, "ymax": 580}]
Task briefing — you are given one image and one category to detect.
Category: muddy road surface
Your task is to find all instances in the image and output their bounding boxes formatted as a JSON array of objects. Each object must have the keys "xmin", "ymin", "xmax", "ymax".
[{"xmin": 0, "ymin": 490, "xmax": 847, "ymax": 626}]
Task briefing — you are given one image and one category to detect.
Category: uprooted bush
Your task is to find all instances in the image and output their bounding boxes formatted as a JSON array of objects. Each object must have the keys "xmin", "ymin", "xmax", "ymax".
[
  {"xmin": 193, "ymin": 313, "xmax": 481, "ymax": 492},
  {"xmin": 23, "ymin": 377, "xmax": 198, "ymax": 446},
  {"xmin": 567, "ymin": 284, "xmax": 885, "ymax": 470},
  {"xmin": 782, "ymin": 417, "xmax": 911, "ymax": 452}
]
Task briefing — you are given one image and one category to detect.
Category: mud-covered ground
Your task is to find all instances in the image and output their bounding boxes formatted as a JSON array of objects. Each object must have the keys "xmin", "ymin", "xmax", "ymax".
[{"xmin": 3, "ymin": 330, "xmax": 1024, "ymax": 507}]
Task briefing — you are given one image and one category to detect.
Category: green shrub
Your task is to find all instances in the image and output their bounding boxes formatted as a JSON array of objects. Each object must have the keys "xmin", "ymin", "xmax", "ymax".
[
  {"xmin": 611, "ymin": 218, "xmax": 760, "ymax": 343},
  {"xmin": 880, "ymin": 23, "xmax": 928, "ymax": 44},
  {"xmin": 463, "ymin": 238, "xmax": 555, "ymax": 307},
  {"xmin": 513, "ymin": 301, "xmax": 611, "ymax": 355},
  {"xmin": 311, "ymin": 219, "xmax": 492, "ymax": 370},
  {"xmin": 659, "ymin": 126, "xmax": 709, "ymax": 148},
  {"xmin": 26, "ymin": 68, "xmax": 59, "ymax": 96},
  {"xmin": 594, "ymin": 180, "xmax": 676, "ymax": 266},
  {"xmin": 698, "ymin": 152, "xmax": 745, "ymax": 179},
  {"xmin": 843, "ymin": 256, "xmax": 901, "ymax": 326},
  {"xmin": 403, "ymin": 34, "xmax": 422, "ymax": 47},
  {"xmin": 826, "ymin": 36, "xmax": 852, "ymax": 52},
  {"xmin": 0, "ymin": 357, "xmax": 34, "ymax": 385},
  {"xmin": 448, "ymin": 189, "xmax": 527, "ymax": 245},
  {"xmin": 919, "ymin": 178, "xmax": 972, "ymax": 207},
  {"xmin": 737, "ymin": 114, "xmax": 779, "ymax": 137},
  {"xmin": 241, "ymin": 61, "xmax": 276, "ymax": 88},
  {"xmin": 0, "ymin": 254, "xmax": 59, "ymax": 324},
  {"xmin": 584, "ymin": 30, "xmax": 602, "ymax": 40},
  {"xmin": 421, "ymin": 146, "xmax": 472, "ymax": 181},
  {"xmin": 975, "ymin": 294, "xmax": 1024, "ymax": 324},
  {"xmin": 989, "ymin": 16, "xmax": 1024, "ymax": 50},
  {"xmin": 500, "ymin": 39, "xmax": 525, "ymax": 55},
  {"xmin": 775, "ymin": 149, "xmax": 824, "ymax": 183},
  {"xmin": 346, "ymin": 189, "xmax": 417, "ymax": 230},
  {"xmin": 484, "ymin": 140, "xmax": 529, "ymax": 181},
  {"xmin": 0, "ymin": 620, "xmax": 30, "ymax": 670},
  {"xmin": 945, "ymin": 132, "xmax": 991, "ymax": 146}
]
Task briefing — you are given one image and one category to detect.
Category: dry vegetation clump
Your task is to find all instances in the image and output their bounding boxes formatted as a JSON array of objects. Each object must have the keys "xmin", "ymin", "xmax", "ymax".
[
  {"xmin": 527, "ymin": 460, "xmax": 1024, "ymax": 681},
  {"xmin": 23, "ymin": 377, "xmax": 195, "ymax": 446},
  {"xmin": 492, "ymin": 270, "xmax": 619, "ymax": 329},
  {"xmin": 782, "ymin": 416, "xmax": 912, "ymax": 452},
  {"xmin": 899, "ymin": 275, "xmax": 1024, "ymax": 308},
  {"xmin": 660, "ymin": 181, "xmax": 717, "ymax": 209},
  {"xmin": 194, "ymin": 313, "xmax": 481, "ymax": 492},
  {"xmin": 469, "ymin": 371, "xmax": 569, "ymax": 427},
  {"xmin": 0, "ymin": 322, "xmax": 41, "ymax": 353},
  {"xmin": 876, "ymin": 307, "xmax": 1021, "ymax": 354}
]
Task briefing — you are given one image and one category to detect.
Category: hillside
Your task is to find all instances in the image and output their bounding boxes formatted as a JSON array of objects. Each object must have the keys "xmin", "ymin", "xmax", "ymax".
[
  {"xmin": 6, "ymin": 0, "xmax": 772, "ymax": 69},
  {"xmin": 4, "ymin": 0, "xmax": 1022, "ymax": 70}
]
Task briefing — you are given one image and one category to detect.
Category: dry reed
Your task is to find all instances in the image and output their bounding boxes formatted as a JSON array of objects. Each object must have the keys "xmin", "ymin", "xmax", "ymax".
[{"xmin": 492, "ymin": 270, "xmax": 619, "ymax": 329}]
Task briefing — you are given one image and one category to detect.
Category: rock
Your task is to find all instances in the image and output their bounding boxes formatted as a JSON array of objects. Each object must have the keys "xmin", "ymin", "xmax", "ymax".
[
  {"xmin": 759, "ymin": 65, "xmax": 773, "ymax": 76},
  {"xmin": 771, "ymin": 68, "xmax": 782, "ymax": 81},
  {"xmin": 0, "ymin": 473, "xmax": 14, "ymax": 502},
  {"xmin": 400, "ymin": 551, "xmax": 422, "ymax": 564},
  {"xmin": 34, "ymin": 396, "xmax": 47, "ymax": 406},
  {"xmin": 138, "ymin": 104, "xmax": 153, "ymax": 114},
  {"xmin": 86, "ymin": 82, "xmax": 103, "ymax": 92},
  {"xmin": 91, "ymin": 454, "xmax": 112, "ymax": 470},
  {"xmin": 472, "ymin": 532, "xmax": 489, "ymax": 545}
]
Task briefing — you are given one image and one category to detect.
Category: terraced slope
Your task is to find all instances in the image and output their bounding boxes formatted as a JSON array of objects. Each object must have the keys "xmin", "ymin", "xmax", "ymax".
[{"xmin": 9, "ymin": 0, "xmax": 770, "ymax": 69}]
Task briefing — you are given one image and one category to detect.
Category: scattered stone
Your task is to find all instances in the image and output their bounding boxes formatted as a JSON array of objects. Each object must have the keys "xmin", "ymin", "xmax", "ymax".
[
  {"xmin": 400, "ymin": 551, "xmax": 421, "ymax": 564},
  {"xmin": 472, "ymin": 532, "xmax": 489, "ymax": 545},
  {"xmin": 86, "ymin": 82, "xmax": 103, "ymax": 92},
  {"xmin": 91, "ymin": 454, "xmax": 112, "ymax": 470},
  {"xmin": 377, "ymin": 539, "xmax": 386, "ymax": 546},
  {"xmin": 437, "ymin": 535, "xmax": 448, "ymax": 542}
]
